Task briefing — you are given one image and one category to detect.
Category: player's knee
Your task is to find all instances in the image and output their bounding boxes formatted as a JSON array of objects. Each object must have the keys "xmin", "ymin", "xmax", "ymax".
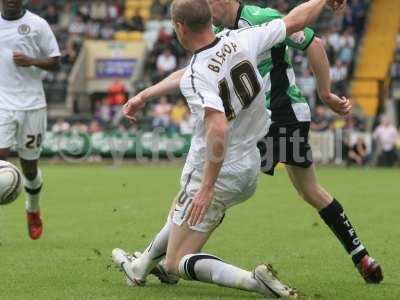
[{"xmin": 20, "ymin": 161, "xmax": 38, "ymax": 180}]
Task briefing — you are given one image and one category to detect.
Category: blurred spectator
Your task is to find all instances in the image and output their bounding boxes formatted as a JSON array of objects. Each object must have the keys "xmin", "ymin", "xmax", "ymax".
[
  {"xmin": 45, "ymin": 4, "xmax": 59, "ymax": 27},
  {"xmin": 71, "ymin": 121, "xmax": 88, "ymax": 133},
  {"xmin": 90, "ymin": 0, "xmax": 107, "ymax": 21},
  {"xmin": 107, "ymin": 1, "xmax": 122, "ymax": 21},
  {"xmin": 297, "ymin": 68, "xmax": 317, "ymax": 109},
  {"xmin": 95, "ymin": 99, "xmax": 113, "ymax": 124},
  {"xmin": 347, "ymin": 137, "xmax": 369, "ymax": 166},
  {"xmin": 152, "ymin": 96, "xmax": 172, "ymax": 129},
  {"xmin": 85, "ymin": 20, "xmax": 101, "ymax": 39},
  {"xmin": 157, "ymin": 27, "xmax": 173, "ymax": 44},
  {"xmin": 59, "ymin": 2, "xmax": 75, "ymax": 30},
  {"xmin": 180, "ymin": 111, "xmax": 196, "ymax": 135},
  {"xmin": 107, "ymin": 79, "xmax": 127, "ymax": 107},
  {"xmin": 156, "ymin": 48, "xmax": 177, "ymax": 78},
  {"xmin": 327, "ymin": 26, "xmax": 341, "ymax": 53},
  {"xmin": 88, "ymin": 120, "xmax": 103, "ymax": 134},
  {"xmin": 99, "ymin": 23, "xmax": 116, "ymax": 39},
  {"xmin": 311, "ymin": 106, "xmax": 332, "ymax": 132},
  {"xmin": 170, "ymin": 99, "xmax": 189, "ymax": 132},
  {"xmin": 330, "ymin": 60, "xmax": 348, "ymax": 94},
  {"xmin": 351, "ymin": 0, "xmax": 367, "ymax": 36},
  {"xmin": 373, "ymin": 117, "xmax": 399, "ymax": 167},
  {"xmin": 127, "ymin": 9, "xmax": 145, "ymax": 32},
  {"xmin": 69, "ymin": 15, "xmax": 86, "ymax": 37},
  {"xmin": 52, "ymin": 118, "xmax": 70, "ymax": 134},
  {"xmin": 151, "ymin": 0, "xmax": 168, "ymax": 19}
]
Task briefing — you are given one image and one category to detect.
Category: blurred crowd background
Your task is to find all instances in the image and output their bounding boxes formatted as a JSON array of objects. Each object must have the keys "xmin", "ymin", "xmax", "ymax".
[{"xmin": 23, "ymin": 0, "xmax": 400, "ymax": 166}]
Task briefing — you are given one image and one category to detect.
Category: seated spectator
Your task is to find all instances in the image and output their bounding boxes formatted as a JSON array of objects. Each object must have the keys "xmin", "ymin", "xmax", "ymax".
[
  {"xmin": 68, "ymin": 14, "xmax": 86, "ymax": 37},
  {"xmin": 85, "ymin": 20, "xmax": 101, "ymax": 39},
  {"xmin": 127, "ymin": 9, "xmax": 145, "ymax": 32},
  {"xmin": 107, "ymin": 79, "xmax": 127, "ymax": 107},
  {"xmin": 88, "ymin": 120, "xmax": 103, "ymax": 134},
  {"xmin": 107, "ymin": 1, "xmax": 122, "ymax": 21},
  {"xmin": 151, "ymin": 0, "xmax": 167, "ymax": 19},
  {"xmin": 90, "ymin": 0, "xmax": 107, "ymax": 21},
  {"xmin": 152, "ymin": 96, "xmax": 172, "ymax": 129},
  {"xmin": 95, "ymin": 99, "xmax": 112, "ymax": 124},
  {"xmin": 373, "ymin": 117, "xmax": 399, "ymax": 167},
  {"xmin": 156, "ymin": 48, "xmax": 177, "ymax": 78},
  {"xmin": 157, "ymin": 27, "xmax": 172, "ymax": 44},
  {"xmin": 59, "ymin": 1, "xmax": 74, "ymax": 31},
  {"xmin": 352, "ymin": 0, "xmax": 367, "ymax": 36},
  {"xmin": 45, "ymin": 4, "xmax": 59, "ymax": 27},
  {"xmin": 327, "ymin": 26, "xmax": 341, "ymax": 53},
  {"xmin": 330, "ymin": 60, "xmax": 348, "ymax": 94},
  {"xmin": 52, "ymin": 118, "xmax": 70, "ymax": 134},
  {"xmin": 71, "ymin": 121, "xmax": 88, "ymax": 134},
  {"xmin": 170, "ymin": 98, "xmax": 189, "ymax": 132},
  {"xmin": 311, "ymin": 106, "xmax": 332, "ymax": 132},
  {"xmin": 342, "ymin": 5, "xmax": 355, "ymax": 30},
  {"xmin": 180, "ymin": 111, "xmax": 195, "ymax": 135},
  {"xmin": 348, "ymin": 137, "xmax": 369, "ymax": 166},
  {"xmin": 297, "ymin": 68, "xmax": 316, "ymax": 109},
  {"xmin": 99, "ymin": 22, "xmax": 116, "ymax": 40},
  {"xmin": 338, "ymin": 41, "xmax": 354, "ymax": 65}
]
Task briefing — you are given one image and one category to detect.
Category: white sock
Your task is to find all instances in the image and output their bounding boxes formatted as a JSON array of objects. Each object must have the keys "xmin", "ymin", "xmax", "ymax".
[
  {"xmin": 24, "ymin": 169, "xmax": 43, "ymax": 213},
  {"xmin": 132, "ymin": 217, "xmax": 171, "ymax": 280},
  {"xmin": 178, "ymin": 254, "xmax": 265, "ymax": 295}
]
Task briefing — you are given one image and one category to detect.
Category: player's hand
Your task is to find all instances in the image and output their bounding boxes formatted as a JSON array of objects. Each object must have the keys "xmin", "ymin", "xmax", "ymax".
[
  {"xmin": 186, "ymin": 187, "xmax": 214, "ymax": 226},
  {"xmin": 123, "ymin": 94, "xmax": 146, "ymax": 122},
  {"xmin": 322, "ymin": 93, "xmax": 352, "ymax": 116},
  {"xmin": 13, "ymin": 52, "xmax": 35, "ymax": 67}
]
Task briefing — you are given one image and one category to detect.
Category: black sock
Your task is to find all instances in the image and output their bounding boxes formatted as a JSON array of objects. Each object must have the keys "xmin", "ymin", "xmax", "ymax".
[{"xmin": 319, "ymin": 199, "xmax": 368, "ymax": 265}]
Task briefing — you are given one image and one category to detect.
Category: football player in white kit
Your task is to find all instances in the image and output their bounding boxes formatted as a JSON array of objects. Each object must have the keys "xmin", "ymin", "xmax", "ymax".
[
  {"xmin": 0, "ymin": 0, "xmax": 60, "ymax": 239},
  {"xmin": 112, "ymin": 0, "xmax": 336, "ymax": 297}
]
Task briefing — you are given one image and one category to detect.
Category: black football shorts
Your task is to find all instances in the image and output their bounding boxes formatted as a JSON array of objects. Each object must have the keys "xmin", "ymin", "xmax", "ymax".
[{"xmin": 257, "ymin": 122, "xmax": 313, "ymax": 175}]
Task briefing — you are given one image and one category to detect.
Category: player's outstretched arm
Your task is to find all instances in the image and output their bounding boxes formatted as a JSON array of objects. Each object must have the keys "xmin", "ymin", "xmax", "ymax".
[
  {"xmin": 123, "ymin": 68, "xmax": 185, "ymax": 121},
  {"xmin": 283, "ymin": 0, "xmax": 341, "ymax": 36},
  {"xmin": 307, "ymin": 38, "xmax": 351, "ymax": 116},
  {"xmin": 186, "ymin": 108, "xmax": 229, "ymax": 226}
]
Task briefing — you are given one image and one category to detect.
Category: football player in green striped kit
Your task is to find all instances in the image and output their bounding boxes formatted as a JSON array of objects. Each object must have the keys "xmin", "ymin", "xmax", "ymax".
[
  {"xmin": 120, "ymin": 0, "xmax": 382, "ymax": 284},
  {"xmin": 208, "ymin": 0, "xmax": 382, "ymax": 283}
]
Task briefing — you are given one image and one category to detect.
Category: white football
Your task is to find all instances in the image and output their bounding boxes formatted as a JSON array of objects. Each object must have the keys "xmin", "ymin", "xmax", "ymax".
[{"xmin": 0, "ymin": 161, "xmax": 22, "ymax": 205}]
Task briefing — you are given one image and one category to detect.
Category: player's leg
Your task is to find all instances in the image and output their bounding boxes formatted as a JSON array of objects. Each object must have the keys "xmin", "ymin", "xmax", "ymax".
[
  {"xmin": 163, "ymin": 204, "xmax": 295, "ymax": 298},
  {"xmin": 286, "ymin": 164, "xmax": 383, "ymax": 283},
  {"xmin": 112, "ymin": 197, "xmax": 178, "ymax": 284},
  {"xmin": 285, "ymin": 164, "xmax": 331, "ymax": 210},
  {"xmin": 20, "ymin": 158, "xmax": 42, "ymax": 211},
  {"xmin": 17, "ymin": 109, "xmax": 46, "ymax": 240}
]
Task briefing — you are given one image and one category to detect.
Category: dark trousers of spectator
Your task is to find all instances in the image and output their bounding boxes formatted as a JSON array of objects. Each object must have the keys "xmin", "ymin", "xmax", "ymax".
[{"xmin": 378, "ymin": 148, "xmax": 398, "ymax": 167}]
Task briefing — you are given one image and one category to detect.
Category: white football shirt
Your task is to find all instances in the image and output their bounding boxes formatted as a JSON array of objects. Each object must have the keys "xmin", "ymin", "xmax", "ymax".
[
  {"xmin": 180, "ymin": 19, "xmax": 287, "ymax": 169},
  {"xmin": 0, "ymin": 10, "xmax": 61, "ymax": 111}
]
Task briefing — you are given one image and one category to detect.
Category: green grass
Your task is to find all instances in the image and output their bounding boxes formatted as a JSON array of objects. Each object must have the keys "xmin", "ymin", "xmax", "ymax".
[{"xmin": 0, "ymin": 164, "xmax": 399, "ymax": 299}]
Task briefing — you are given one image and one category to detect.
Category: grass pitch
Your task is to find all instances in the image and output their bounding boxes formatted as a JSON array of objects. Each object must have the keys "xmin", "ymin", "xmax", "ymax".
[{"xmin": 0, "ymin": 164, "xmax": 399, "ymax": 300}]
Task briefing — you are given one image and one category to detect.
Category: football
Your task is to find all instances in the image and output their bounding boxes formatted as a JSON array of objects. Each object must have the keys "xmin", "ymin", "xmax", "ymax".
[{"xmin": 0, "ymin": 161, "xmax": 23, "ymax": 205}]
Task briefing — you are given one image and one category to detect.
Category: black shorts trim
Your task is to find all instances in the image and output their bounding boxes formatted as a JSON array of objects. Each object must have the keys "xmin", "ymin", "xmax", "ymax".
[{"xmin": 257, "ymin": 122, "xmax": 313, "ymax": 176}]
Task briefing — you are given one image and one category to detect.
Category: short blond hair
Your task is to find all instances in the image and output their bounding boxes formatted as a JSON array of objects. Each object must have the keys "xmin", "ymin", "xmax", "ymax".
[{"xmin": 171, "ymin": 0, "xmax": 212, "ymax": 32}]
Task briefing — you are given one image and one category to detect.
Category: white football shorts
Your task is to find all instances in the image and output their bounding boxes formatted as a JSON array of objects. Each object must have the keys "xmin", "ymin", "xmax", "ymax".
[
  {"xmin": 0, "ymin": 108, "xmax": 47, "ymax": 160},
  {"xmin": 172, "ymin": 148, "xmax": 261, "ymax": 233}
]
